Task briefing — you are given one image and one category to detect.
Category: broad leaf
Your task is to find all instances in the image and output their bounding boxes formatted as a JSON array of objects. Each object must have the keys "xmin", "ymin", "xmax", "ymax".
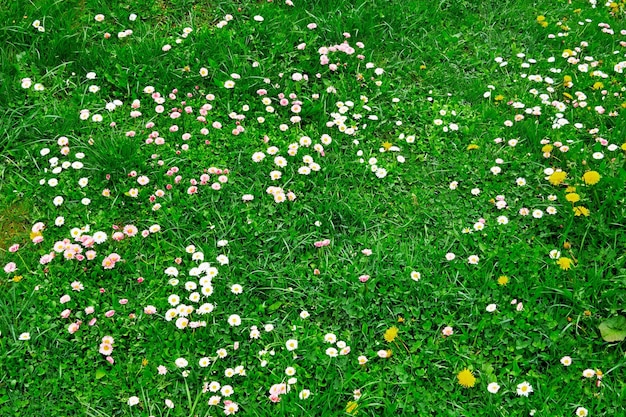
[{"xmin": 598, "ymin": 316, "xmax": 626, "ymax": 342}]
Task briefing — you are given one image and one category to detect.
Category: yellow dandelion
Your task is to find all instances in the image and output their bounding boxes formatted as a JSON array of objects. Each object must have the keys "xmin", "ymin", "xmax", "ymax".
[
  {"xmin": 457, "ymin": 369, "xmax": 476, "ymax": 388},
  {"xmin": 622, "ymin": 143, "xmax": 626, "ymax": 151},
  {"xmin": 384, "ymin": 326, "xmax": 399, "ymax": 343},
  {"xmin": 536, "ymin": 15, "xmax": 546, "ymax": 22},
  {"xmin": 397, "ymin": 316, "xmax": 405, "ymax": 323},
  {"xmin": 563, "ymin": 75, "xmax": 572, "ymax": 83},
  {"xmin": 382, "ymin": 141, "xmax": 393, "ymax": 151},
  {"xmin": 565, "ymin": 193, "xmax": 580, "ymax": 203},
  {"xmin": 592, "ymin": 82, "xmax": 604, "ymax": 90},
  {"xmin": 542, "ymin": 144, "xmax": 553, "ymax": 153},
  {"xmin": 467, "ymin": 144, "xmax": 479, "ymax": 150},
  {"xmin": 419, "ymin": 64, "xmax": 427, "ymax": 70},
  {"xmin": 346, "ymin": 401, "xmax": 359, "ymax": 415},
  {"xmin": 582, "ymin": 171, "xmax": 600, "ymax": 185},
  {"xmin": 557, "ymin": 257, "xmax": 573, "ymax": 270},
  {"xmin": 497, "ymin": 275, "xmax": 509, "ymax": 286},
  {"xmin": 548, "ymin": 171, "xmax": 567, "ymax": 186},
  {"xmin": 565, "ymin": 186, "xmax": 576, "ymax": 193},
  {"xmin": 563, "ymin": 92, "xmax": 573, "ymax": 99},
  {"xmin": 540, "ymin": 21, "xmax": 548, "ymax": 28},
  {"xmin": 494, "ymin": 95, "xmax": 504, "ymax": 101},
  {"xmin": 573, "ymin": 206, "xmax": 590, "ymax": 217},
  {"xmin": 12, "ymin": 275, "xmax": 23, "ymax": 283},
  {"xmin": 142, "ymin": 358, "xmax": 149, "ymax": 367},
  {"xmin": 29, "ymin": 231, "xmax": 42, "ymax": 240}
]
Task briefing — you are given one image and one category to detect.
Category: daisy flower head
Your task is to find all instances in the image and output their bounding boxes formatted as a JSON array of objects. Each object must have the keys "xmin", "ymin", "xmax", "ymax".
[
  {"xmin": 220, "ymin": 385, "xmax": 234, "ymax": 397},
  {"xmin": 227, "ymin": 314, "xmax": 241, "ymax": 326},
  {"xmin": 516, "ymin": 381, "xmax": 533, "ymax": 396},
  {"xmin": 560, "ymin": 356, "xmax": 572, "ymax": 366},
  {"xmin": 487, "ymin": 382, "xmax": 500, "ymax": 393},
  {"xmin": 285, "ymin": 339, "xmax": 298, "ymax": 351},
  {"xmin": 377, "ymin": 349, "xmax": 391, "ymax": 358},
  {"xmin": 575, "ymin": 407, "xmax": 588, "ymax": 417},
  {"xmin": 549, "ymin": 250, "xmax": 561, "ymax": 259},
  {"xmin": 326, "ymin": 347, "xmax": 338, "ymax": 357}
]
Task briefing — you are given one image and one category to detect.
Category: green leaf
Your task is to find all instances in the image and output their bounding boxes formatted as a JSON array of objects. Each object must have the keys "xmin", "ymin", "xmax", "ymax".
[
  {"xmin": 598, "ymin": 316, "xmax": 626, "ymax": 342},
  {"xmin": 95, "ymin": 369, "xmax": 106, "ymax": 380},
  {"xmin": 268, "ymin": 301, "xmax": 282, "ymax": 312}
]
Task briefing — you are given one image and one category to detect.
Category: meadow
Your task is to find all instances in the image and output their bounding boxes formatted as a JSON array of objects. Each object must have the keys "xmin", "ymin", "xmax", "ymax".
[{"xmin": 1, "ymin": 0, "xmax": 626, "ymax": 415}]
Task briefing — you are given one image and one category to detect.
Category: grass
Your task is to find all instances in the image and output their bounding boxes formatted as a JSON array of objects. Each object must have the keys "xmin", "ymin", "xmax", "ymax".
[{"xmin": 1, "ymin": 0, "xmax": 626, "ymax": 415}]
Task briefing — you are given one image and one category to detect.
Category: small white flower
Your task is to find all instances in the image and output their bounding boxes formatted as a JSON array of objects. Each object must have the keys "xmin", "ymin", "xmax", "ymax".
[
  {"xmin": 326, "ymin": 347, "xmax": 338, "ymax": 357},
  {"xmin": 228, "ymin": 314, "xmax": 241, "ymax": 326},
  {"xmin": 575, "ymin": 407, "xmax": 588, "ymax": 417},
  {"xmin": 285, "ymin": 339, "xmax": 298, "ymax": 351},
  {"xmin": 487, "ymin": 382, "xmax": 500, "ymax": 393},
  {"xmin": 516, "ymin": 381, "xmax": 533, "ymax": 397},
  {"xmin": 175, "ymin": 358, "xmax": 188, "ymax": 368}
]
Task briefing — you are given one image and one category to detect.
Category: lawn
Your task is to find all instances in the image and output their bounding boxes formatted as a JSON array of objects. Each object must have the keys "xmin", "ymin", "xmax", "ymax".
[{"xmin": 1, "ymin": 0, "xmax": 626, "ymax": 416}]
